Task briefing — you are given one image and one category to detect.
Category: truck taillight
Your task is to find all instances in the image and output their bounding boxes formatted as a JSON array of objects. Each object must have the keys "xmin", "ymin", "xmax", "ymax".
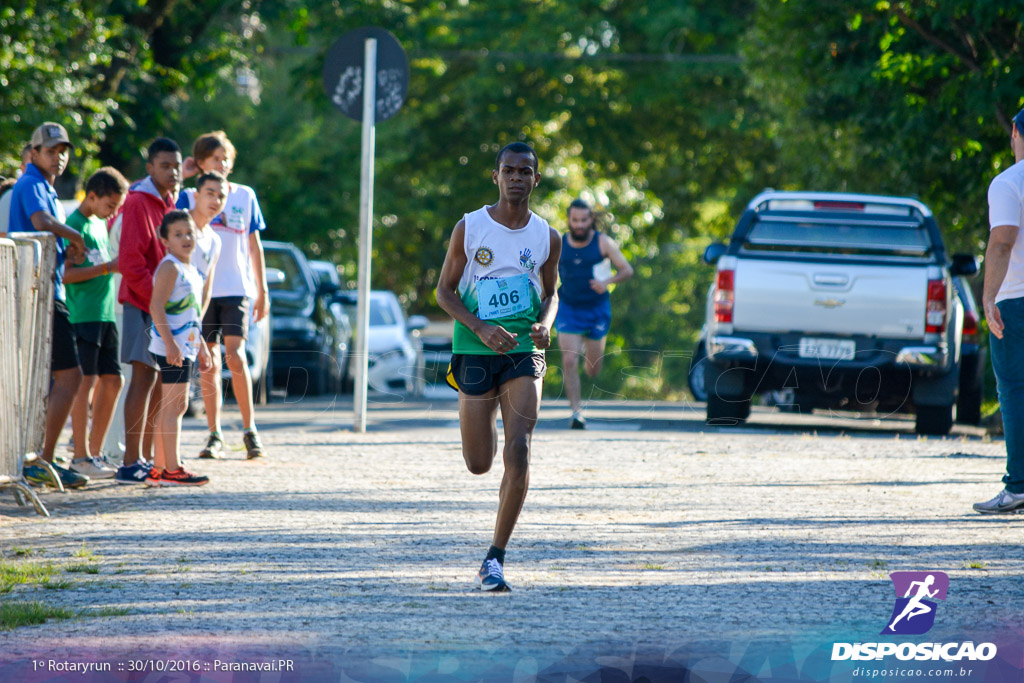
[
  {"xmin": 714, "ymin": 269, "xmax": 735, "ymax": 323},
  {"xmin": 962, "ymin": 309, "xmax": 979, "ymax": 342},
  {"xmin": 926, "ymin": 280, "xmax": 946, "ymax": 334}
]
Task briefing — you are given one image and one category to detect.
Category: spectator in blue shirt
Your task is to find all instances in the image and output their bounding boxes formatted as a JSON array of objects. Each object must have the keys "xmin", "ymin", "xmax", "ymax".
[{"xmin": 10, "ymin": 122, "xmax": 91, "ymax": 490}]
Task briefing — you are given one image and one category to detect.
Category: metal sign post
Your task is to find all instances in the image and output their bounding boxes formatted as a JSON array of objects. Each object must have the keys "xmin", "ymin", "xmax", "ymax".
[
  {"xmin": 322, "ymin": 27, "xmax": 408, "ymax": 433},
  {"xmin": 352, "ymin": 38, "xmax": 377, "ymax": 433}
]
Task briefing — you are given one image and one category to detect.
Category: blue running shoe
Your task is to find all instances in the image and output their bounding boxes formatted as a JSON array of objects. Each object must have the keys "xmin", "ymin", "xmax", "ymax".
[
  {"xmin": 115, "ymin": 462, "xmax": 150, "ymax": 485},
  {"xmin": 23, "ymin": 463, "xmax": 88, "ymax": 489},
  {"xmin": 23, "ymin": 464, "xmax": 56, "ymax": 487},
  {"xmin": 476, "ymin": 558, "xmax": 510, "ymax": 592},
  {"xmin": 52, "ymin": 464, "xmax": 89, "ymax": 489}
]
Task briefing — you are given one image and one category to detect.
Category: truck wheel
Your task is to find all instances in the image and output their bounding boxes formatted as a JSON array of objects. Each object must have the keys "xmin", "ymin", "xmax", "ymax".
[
  {"xmin": 915, "ymin": 404, "xmax": 955, "ymax": 436},
  {"xmin": 688, "ymin": 341, "xmax": 708, "ymax": 402},
  {"xmin": 706, "ymin": 394, "xmax": 751, "ymax": 425}
]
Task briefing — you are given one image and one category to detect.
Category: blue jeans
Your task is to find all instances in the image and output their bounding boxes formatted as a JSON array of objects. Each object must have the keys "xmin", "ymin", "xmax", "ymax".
[{"xmin": 990, "ymin": 296, "xmax": 1024, "ymax": 493}]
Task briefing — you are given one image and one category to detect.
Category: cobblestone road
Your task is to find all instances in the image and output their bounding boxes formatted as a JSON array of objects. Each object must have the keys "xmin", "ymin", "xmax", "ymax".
[{"xmin": 0, "ymin": 396, "xmax": 1018, "ymax": 670}]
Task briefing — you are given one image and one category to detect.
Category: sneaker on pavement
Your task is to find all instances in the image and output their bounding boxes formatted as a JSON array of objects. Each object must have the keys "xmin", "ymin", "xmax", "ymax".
[
  {"xmin": 51, "ymin": 464, "xmax": 90, "ymax": 489},
  {"xmin": 70, "ymin": 456, "xmax": 117, "ymax": 480},
  {"xmin": 476, "ymin": 558, "xmax": 510, "ymax": 592},
  {"xmin": 570, "ymin": 413, "xmax": 586, "ymax": 430},
  {"xmin": 23, "ymin": 464, "xmax": 56, "ymax": 487},
  {"xmin": 973, "ymin": 488, "xmax": 1024, "ymax": 514},
  {"xmin": 158, "ymin": 467, "xmax": 209, "ymax": 487},
  {"xmin": 198, "ymin": 432, "xmax": 224, "ymax": 459},
  {"xmin": 115, "ymin": 462, "xmax": 151, "ymax": 485},
  {"xmin": 243, "ymin": 430, "xmax": 264, "ymax": 460},
  {"xmin": 96, "ymin": 453, "xmax": 119, "ymax": 468}
]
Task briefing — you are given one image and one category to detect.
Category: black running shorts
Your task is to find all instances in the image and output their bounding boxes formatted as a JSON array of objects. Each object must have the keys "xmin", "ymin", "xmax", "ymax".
[
  {"xmin": 202, "ymin": 296, "xmax": 249, "ymax": 343},
  {"xmin": 74, "ymin": 321, "xmax": 122, "ymax": 377},
  {"xmin": 51, "ymin": 300, "xmax": 81, "ymax": 372},
  {"xmin": 447, "ymin": 352, "xmax": 546, "ymax": 395},
  {"xmin": 153, "ymin": 354, "xmax": 193, "ymax": 385}
]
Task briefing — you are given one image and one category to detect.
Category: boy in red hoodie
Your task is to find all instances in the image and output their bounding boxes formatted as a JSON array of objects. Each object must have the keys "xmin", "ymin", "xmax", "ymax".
[{"xmin": 116, "ymin": 137, "xmax": 182, "ymax": 484}]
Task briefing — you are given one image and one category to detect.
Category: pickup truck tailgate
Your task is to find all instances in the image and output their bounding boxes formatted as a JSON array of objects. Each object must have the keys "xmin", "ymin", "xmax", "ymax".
[{"xmin": 732, "ymin": 260, "xmax": 928, "ymax": 338}]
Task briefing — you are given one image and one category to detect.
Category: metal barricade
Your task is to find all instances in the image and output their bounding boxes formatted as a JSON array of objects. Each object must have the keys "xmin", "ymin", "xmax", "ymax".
[{"xmin": 0, "ymin": 233, "xmax": 57, "ymax": 515}]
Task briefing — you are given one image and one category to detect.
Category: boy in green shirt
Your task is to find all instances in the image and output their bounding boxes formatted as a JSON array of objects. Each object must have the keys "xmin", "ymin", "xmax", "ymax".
[{"xmin": 64, "ymin": 167, "xmax": 129, "ymax": 479}]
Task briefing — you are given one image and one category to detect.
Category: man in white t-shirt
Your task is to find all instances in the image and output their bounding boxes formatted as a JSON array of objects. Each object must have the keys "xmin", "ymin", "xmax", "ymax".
[{"xmin": 976, "ymin": 107, "xmax": 1024, "ymax": 514}]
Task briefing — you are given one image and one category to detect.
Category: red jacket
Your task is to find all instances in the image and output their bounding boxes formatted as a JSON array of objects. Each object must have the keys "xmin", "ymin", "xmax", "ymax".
[{"xmin": 117, "ymin": 176, "xmax": 173, "ymax": 311}]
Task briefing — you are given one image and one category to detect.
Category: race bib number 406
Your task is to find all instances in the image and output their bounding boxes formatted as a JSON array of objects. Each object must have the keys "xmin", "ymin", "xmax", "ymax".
[{"xmin": 477, "ymin": 274, "xmax": 531, "ymax": 321}]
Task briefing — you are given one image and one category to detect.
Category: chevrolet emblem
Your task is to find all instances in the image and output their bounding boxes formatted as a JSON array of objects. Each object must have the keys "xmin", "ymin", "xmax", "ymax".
[{"xmin": 814, "ymin": 298, "xmax": 845, "ymax": 308}]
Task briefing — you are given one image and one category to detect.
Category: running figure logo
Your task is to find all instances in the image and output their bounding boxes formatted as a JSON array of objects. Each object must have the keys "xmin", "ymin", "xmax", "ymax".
[{"xmin": 881, "ymin": 571, "xmax": 948, "ymax": 635}]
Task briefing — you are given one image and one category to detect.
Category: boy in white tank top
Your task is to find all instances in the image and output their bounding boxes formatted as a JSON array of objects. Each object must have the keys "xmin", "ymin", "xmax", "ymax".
[
  {"xmin": 437, "ymin": 142, "xmax": 561, "ymax": 591},
  {"xmin": 146, "ymin": 210, "xmax": 212, "ymax": 486}
]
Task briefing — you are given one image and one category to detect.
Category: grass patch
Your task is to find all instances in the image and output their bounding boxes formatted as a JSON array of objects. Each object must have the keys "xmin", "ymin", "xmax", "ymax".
[
  {"xmin": 65, "ymin": 563, "xmax": 100, "ymax": 575},
  {"xmin": 0, "ymin": 560, "xmax": 58, "ymax": 594},
  {"xmin": 962, "ymin": 560, "xmax": 988, "ymax": 570},
  {"xmin": 11, "ymin": 547, "xmax": 37, "ymax": 557},
  {"xmin": 642, "ymin": 563, "xmax": 665, "ymax": 570},
  {"xmin": 869, "ymin": 559, "xmax": 887, "ymax": 569},
  {"xmin": 0, "ymin": 601, "xmax": 76, "ymax": 631},
  {"xmin": 72, "ymin": 544, "xmax": 98, "ymax": 561},
  {"xmin": 41, "ymin": 579, "xmax": 73, "ymax": 590}
]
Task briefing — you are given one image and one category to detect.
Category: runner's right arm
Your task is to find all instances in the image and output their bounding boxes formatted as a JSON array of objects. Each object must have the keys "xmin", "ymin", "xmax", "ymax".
[{"xmin": 436, "ymin": 219, "xmax": 519, "ymax": 353}]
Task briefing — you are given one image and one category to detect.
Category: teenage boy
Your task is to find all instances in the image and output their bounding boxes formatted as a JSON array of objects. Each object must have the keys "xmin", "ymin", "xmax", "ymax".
[
  {"xmin": 64, "ymin": 167, "xmax": 129, "ymax": 479},
  {"xmin": 9, "ymin": 123, "xmax": 89, "ymax": 489},
  {"xmin": 178, "ymin": 131, "xmax": 269, "ymax": 460},
  {"xmin": 117, "ymin": 137, "xmax": 181, "ymax": 484},
  {"xmin": 436, "ymin": 142, "xmax": 561, "ymax": 591}
]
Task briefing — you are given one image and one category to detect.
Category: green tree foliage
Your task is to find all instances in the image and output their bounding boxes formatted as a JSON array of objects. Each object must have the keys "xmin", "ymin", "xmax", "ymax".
[
  {"xmin": 172, "ymin": 0, "xmax": 771, "ymax": 397},
  {"xmin": 744, "ymin": 0, "xmax": 1024, "ymax": 253},
  {"xmin": 0, "ymin": 0, "xmax": 262, "ymax": 183},
  {"xmin": 9, "ymin": 1, "xmax": 1016, "ymax": 400}
]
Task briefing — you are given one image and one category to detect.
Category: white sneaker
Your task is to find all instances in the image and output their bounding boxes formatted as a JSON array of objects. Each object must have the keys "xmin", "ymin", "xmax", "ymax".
[
  {"xmin": 973, "ymin": 488, "xmax": 1024, "ymax": 514},
  {"xmin": 69, "ymin": 456, "xmax": 117, "ymax": 480}
]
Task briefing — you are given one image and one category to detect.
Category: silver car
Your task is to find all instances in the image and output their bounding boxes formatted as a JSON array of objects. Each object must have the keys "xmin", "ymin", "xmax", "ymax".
[{"xmin": 342, "ymin": 290, "xmax": 427, "ymax": 395}]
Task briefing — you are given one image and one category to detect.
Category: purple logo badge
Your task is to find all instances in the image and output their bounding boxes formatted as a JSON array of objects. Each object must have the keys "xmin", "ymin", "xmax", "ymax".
[{"xmin": 881, "ymin": 571, "xmax": 948, "ymax": 635}]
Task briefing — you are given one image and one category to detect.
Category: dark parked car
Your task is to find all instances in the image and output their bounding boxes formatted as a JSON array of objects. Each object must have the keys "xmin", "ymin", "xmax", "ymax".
[{"xmin": 263, "ymin": 241, "xmax": 352, "ymax": 396}]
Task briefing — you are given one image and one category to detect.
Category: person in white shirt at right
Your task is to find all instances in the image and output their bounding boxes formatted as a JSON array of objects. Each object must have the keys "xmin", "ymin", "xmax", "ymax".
[{"xmin": 977, "ymin": 107, "xmax": 1024, "ymax": 514}]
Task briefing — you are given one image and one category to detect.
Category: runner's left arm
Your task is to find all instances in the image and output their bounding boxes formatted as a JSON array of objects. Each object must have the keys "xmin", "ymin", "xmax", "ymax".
[
  {"xmin": 529, "ymin": 227, "xmax": 562, "ymax": 349},
  {"xmin": 597, "ymin": 233, "xmax": 634, "ymax": 288}
]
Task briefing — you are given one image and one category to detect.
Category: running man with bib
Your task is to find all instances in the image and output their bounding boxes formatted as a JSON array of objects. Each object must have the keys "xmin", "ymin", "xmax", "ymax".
[
  {"xmin": 556, "ymin": 199, "xmax": 633, "ymax": 429},
  {"xmin": 437, "ymin": 142, "xmax": 561, "ymax": 592}
]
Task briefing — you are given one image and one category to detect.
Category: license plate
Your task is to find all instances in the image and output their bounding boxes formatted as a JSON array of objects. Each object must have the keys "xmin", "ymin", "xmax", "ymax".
[{"xmin": 798, "ymin": 337, "xmax": 855, "ymax": 361}]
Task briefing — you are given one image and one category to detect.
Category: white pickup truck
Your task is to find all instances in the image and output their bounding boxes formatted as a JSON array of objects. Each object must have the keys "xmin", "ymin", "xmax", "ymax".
[{"xmin": 700, "ymin": 190, "xmax": 979, "ymax": 435}]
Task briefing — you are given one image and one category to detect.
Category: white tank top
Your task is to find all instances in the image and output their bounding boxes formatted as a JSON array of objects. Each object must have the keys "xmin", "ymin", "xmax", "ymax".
[
  {"xmin": 148, "ymin": 254, "xmax": 204, "ymax": 360},
  {"xmin": 453, "ymin": 206, "xmax": 551, "ymax": 355}
]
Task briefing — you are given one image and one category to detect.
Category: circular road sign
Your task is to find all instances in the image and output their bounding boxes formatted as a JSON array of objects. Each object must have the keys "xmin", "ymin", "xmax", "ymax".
[{"xmin": 322, "ymin": 27, "xmax": 409, "ymax": 123}]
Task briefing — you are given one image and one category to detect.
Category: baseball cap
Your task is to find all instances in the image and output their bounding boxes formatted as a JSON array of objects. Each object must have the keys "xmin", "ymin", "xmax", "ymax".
[
  {"xmin": 29, "ymin": 122, "xmax": 73, "ymax": 150},
  {"xmin": 1013, "ymin": 108, "xmax": 1024, "ymax": 132}
]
